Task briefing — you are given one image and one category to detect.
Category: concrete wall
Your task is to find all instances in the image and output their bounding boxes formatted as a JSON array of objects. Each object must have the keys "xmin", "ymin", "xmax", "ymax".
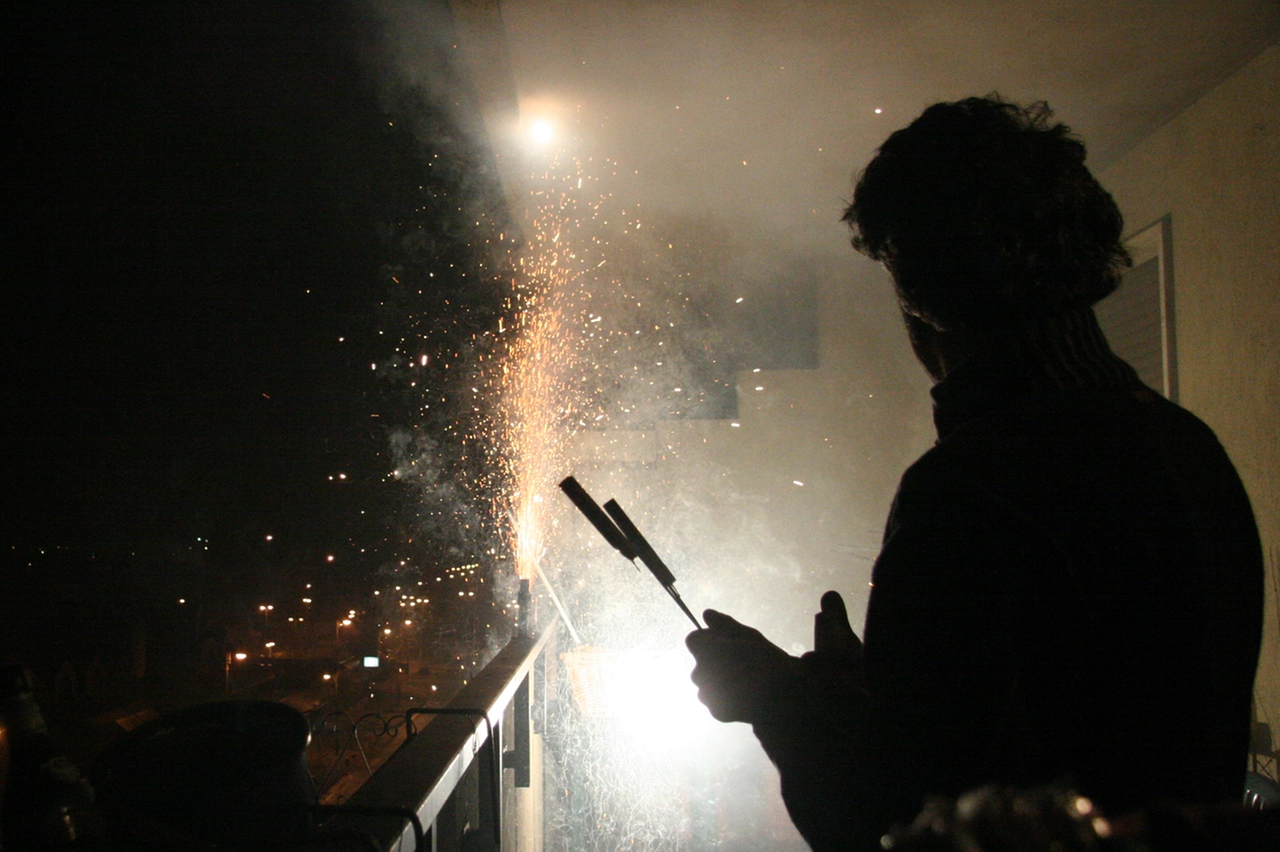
[{"xmin": 1099, "ymin": 43, "xmax": 1280, "ymax": 729}]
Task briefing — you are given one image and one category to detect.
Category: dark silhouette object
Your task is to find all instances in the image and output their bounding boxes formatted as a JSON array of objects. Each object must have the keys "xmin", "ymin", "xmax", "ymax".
[
  {"xmin": 1249, "ymin": 721, "xmax": 1276, "ymax": 778},
  {"xmin": 93, "ymin": 700, "xmax": 313, "ymax": 849},
  {"xmin": 844, "ymin": 95, "xmax": 1130, "ymax": 335},
  {"xmin": 1244, "ymin": 771, "xmax": 1280, "ymax": 811},
  {"xmin": 0, "ymin": 664, "xmax": 95, "ymax": 848},
  {"xmin": 687, "ymin": 96, "xmax": 1264, "ymax": 852},
  {"xmin": 884, "ymin": 785, "xmax": 1280, "ymax": 852}
]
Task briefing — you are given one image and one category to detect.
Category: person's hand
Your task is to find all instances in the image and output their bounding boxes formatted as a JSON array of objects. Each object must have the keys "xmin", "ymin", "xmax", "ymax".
[{"xmin": 686, "ymin": 610, "xmax": 797, "ymax": 724}]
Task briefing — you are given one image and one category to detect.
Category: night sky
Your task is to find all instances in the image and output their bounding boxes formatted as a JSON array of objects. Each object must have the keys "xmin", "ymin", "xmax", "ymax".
[{"xmin": 3, "ymin": 1, "xmax": 512, "ymax": 670}]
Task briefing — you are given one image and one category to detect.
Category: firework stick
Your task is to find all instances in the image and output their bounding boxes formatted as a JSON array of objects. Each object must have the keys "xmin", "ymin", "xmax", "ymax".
[
  {"xmin": 533, "ymin": 562, "xmax": 583, "ymax": 645},
  {"xmin": 602, "ymin": 499, "xmax": 702, "ymax": 630},
  {"xmin": 558, "ymin": 476, "xmax": 638, "ymax": 562},
  {"xmin": 505, "ymin": 507, "xmax": 584, "ymax": 644}
]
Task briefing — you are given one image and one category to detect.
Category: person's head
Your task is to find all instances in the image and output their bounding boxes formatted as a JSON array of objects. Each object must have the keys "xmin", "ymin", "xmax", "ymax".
[{"xmin": 843, "ymin": 95, "xmax": 1130, "ymax": 340}]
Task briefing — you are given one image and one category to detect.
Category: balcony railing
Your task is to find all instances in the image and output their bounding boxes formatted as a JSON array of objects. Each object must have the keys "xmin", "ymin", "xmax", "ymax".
[{"xmin": 319, "ymin": 617, "xmax": 557, "ymax": 851}]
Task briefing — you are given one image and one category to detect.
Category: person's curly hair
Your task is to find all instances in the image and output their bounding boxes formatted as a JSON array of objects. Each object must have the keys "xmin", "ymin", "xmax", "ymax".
[{"xmin": 843, "ymin": 96, "xmax": 1131, "ymax": 334}]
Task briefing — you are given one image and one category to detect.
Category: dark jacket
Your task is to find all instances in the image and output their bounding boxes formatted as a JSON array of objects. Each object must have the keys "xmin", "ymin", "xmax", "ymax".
[{"xmin": 758, "ymin": 309, "xmax": 1264, "ymax": 851}]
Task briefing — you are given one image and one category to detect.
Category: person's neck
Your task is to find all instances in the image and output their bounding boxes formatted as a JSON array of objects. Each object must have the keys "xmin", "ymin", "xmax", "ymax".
[{"xmin": 928, "ymin": 308, "xmax": 1142, "ymax": 438}]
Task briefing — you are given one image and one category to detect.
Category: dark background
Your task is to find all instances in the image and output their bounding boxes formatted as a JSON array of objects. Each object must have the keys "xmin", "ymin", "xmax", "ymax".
[{"xmin": 2, "ymin": 1, "xmax": 513, "ymax": 678}]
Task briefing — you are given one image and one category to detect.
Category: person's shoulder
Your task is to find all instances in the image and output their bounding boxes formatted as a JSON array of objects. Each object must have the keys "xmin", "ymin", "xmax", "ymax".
[
  {"xmin": 940, "ymin": 384, "xmax": 1224, "ymax": 458},
  {"xmin": 896, "ymin": 384, "xmax": 1237, "ymax": 506}
]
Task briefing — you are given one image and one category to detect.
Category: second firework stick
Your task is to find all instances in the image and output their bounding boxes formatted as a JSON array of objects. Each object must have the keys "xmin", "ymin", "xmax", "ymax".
[{"xmin": 558, "ymin": 476, "xmax": 702, "ymax": 629}]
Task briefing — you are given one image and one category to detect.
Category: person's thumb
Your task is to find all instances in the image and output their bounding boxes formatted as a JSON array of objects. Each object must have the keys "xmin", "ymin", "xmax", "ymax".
[{"xmin": 814, "ymin": 590, "xmax": 862, "ymax": 658}]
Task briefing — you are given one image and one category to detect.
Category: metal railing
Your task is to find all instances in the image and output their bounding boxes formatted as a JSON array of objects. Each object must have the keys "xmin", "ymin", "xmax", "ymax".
[{"xmin": 319, "ymin": 618, "xmax": 557, "ymax": 851}]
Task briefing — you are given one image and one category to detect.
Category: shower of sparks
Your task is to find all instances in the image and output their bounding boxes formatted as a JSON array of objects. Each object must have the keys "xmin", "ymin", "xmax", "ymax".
[
  {"xmin": 495, "ymin": 159, "xmax": 600, "ymax": 581},
  {"xmin": 493, "ymin": 155, "xmax": 741, "ymax": 589},
  {"xmin": 496, "ymin": 158, "xmax": 641, "ymax": 582}
]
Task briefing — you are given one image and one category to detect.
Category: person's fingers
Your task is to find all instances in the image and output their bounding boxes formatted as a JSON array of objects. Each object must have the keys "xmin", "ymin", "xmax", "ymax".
[
  {"xmin": 703, "ymin": 697, "xmax": 737, "ymax": 724},
  {"xmin": 701, "ymin": 608, "xmax": 739, "ymax": 630},
  {"xmin": 820, "ymin": 590, "xmax": 849, "ymax": 622}
]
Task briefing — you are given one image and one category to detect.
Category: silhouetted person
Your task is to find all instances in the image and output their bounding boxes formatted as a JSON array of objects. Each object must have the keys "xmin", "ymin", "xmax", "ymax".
[{"xmin": 685, "ymin": 96, "xmax": 1264, "ymax": 851}]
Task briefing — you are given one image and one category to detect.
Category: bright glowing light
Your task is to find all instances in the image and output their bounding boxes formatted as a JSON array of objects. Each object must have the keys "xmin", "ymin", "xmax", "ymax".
[
  {"xmin": 561, "ymin": 648, "xmax": 709, "ymax": 750},
  {"xmin": 234, "ymin": 652, "xmax": 247, "ymax": 661},
  {"xmin": 529, "ymin": 119, "xmax": 554, "ymax": 146}
]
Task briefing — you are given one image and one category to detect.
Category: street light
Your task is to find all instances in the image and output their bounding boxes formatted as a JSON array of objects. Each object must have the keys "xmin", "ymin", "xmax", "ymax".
[
  {"xmin": 258, "ymin": 604, "xmax": 274, "ymax": 629},
  {"xmin": 265, "ymin": 641, "xmax": 276, "ymax": 659},
  {"xmin": 336, "ymin": 618, "xmax": 351, "ymax": 645},
  {"xmin": 225, "ymin": 651, "xmax": 248, "ymax": 693}
]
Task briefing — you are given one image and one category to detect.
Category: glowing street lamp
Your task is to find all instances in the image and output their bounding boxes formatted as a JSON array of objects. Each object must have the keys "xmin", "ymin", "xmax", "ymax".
[
  {"xmin": 336, "ymin": 618, "xmax": 352, "ymax": 645},
  {"xmin": 225, "ymin": 651, "xmax": 249, "ymax": 693},
  {"xmin": 258, "ymin": 604, "xmax": 274, "ymax": 629}
]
